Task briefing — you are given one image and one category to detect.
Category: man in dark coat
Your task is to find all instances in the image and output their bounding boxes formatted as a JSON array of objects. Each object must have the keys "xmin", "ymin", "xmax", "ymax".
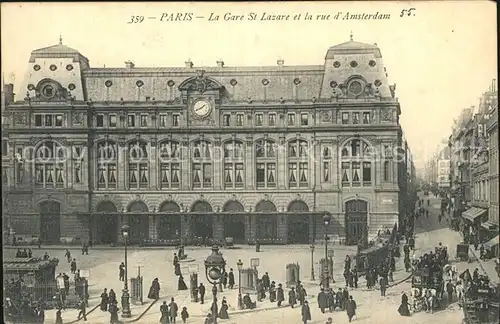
[
  {"xmin": 269, "ymin": 281, "xmax": 277, "ymax": 302},
  {"xmin": 398, "ymin": 292, "xmax": 410, "ymax": 316},
  {"xmin": 70, "ymin": 259, "xmax": 77, "ymax": 274},
  {"xmin": 160, "ymin": 301, "xmax": 170, "ymax": 324},
  {"xmin": 148, "ymin": 278, "xmax": 160, "ymax": 300},
  {"xmin": 198, "ymin": 283, "xmax": 206, "ymax": 304},
  {"xmin": 346, "ymin": 295, "xmax": 357, "ymax": 322},
  {"xmin": 77, "ymin": 299, "xmax": 87, "ymax": 321},
  {"xmin": 352, "ymin": 268, "xmax": 358, "ymax": 288},
  {"xmin": 119, "ymin": 262, "xmax": 125, "ymax": 281},
  {"xmin": 446, "ymin": 280, "xmax": 454, "ymax": 304},
  {"xmin": 228, "ymin": 269, "xmax": 235, "ymax": 289},
  {"xmin": 380, "ymin": 276, "xmax": 388, "ymax": 297},
  {"xmin": 317, "ymin": 288, "xmax": 328, "ymax": 313},
  {"xmin": 342, "ymin": 288, "xmax": 349, "ymax": 310},
  {"xmin": 169, "ymin": 297, "xmax": 178, "ymax": 323},
  {"xmin": 336, "ymin": 288, "xmax": 343, "ymax": 310},
  {"xmin": 168, "ymin": 297, "xmax": 179, "ymax": 324},
  {"xmin": 277, "ymin": 283, "xmax": 285, "ymax": 307},
  {"xmin": 100, "ymin": 288, "xmax": 109, "ymax": 311},
  {"xmin": 173, "ymin": 253, "xmax": 179, "ymax": 266},
  {"xmin": 262, "ymin": 272, "xmax": 270, "ymax": 291},
  {"xmin": 301, "ymin": 300, "xmax": 311, "ymax": 324},
  {"xmin": 327, "ymin": 289, "xmax": 335, "ymax": 312},
  {"xmin": 288, "ymin": 287, "xmax": 297, "ymax": 308}
]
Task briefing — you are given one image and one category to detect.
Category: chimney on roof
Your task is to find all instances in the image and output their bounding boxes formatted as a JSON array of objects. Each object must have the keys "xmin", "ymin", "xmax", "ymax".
[
  {"xmin": 185, "ymin": 59, "xmax": 193, "ymax": 68},
  {"xmin": 277, "ymin": 58, "xmax": 284, "ymax": 66},
  {"xmin": 216, "ymin": 60, "xmax": 224, "ymax": 68},
  {"xmin": 3, "ymin": 83, "xmax": 15, "ymax": 106},
  {"xmin": 492, "ymin": 79, "xmax": 497, "ymax": 92},
  {"xmin": 125, "ymin": 61, "xmax": 135, "ymax": 69}
]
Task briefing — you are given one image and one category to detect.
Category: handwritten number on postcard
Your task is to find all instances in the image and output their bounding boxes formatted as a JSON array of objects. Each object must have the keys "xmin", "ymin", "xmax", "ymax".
[
  {"xmin": 400, "ymin": 8, "xmax": 416, "ymax": 17},
  {"xmin": 128, "ymin": 16, "xmax": 145, "ymax": 24}
]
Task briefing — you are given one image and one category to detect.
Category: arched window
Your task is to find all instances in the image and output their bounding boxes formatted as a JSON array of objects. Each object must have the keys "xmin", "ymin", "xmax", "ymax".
[
  {"xmin": 224, "ymin": 140, "xmax": 244, "ymax": 188},
  {"xmin": 341, "ymin": 139, "xmax": 372, "ymax": 187},
  {"xmin": 383, "ymin": 161, "xmax": 390, "ymax": 182},
  {"xmin": 97, "ymin": 140, "xmax": 117, "ymax": 189},
  {"xmin": 322, "ymin": 145, "xmax": 331, "ymax": 182},
  {"xmin": 192, "ymin": 140, "xmax": 212, "ymax": 188},
  {"xmin": 255, "ymin": 139, "xmax": 276, "ymax": 188},
  {"xmin": 288, "ymin": 139, "xmax": 309, "ymax": 188},
  {"xmin": 34, "ymin": 141, "xmax": 66, "ymax": 188},
  {"xmin": 158, "ymin": 140, "xmax": 180, "ymax": 189},
  {"xmin": 128, "ymin": 141, "xmax": 149, "ymax": 189}
]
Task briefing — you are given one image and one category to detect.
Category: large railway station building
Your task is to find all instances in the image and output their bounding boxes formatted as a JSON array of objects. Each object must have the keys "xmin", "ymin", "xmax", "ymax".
[{"xmin": 3, "ymin": 36, "xmax": 409, "ymax": 245}]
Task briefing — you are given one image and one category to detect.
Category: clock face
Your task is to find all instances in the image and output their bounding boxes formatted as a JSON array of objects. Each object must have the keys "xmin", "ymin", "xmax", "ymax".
[{"xmin": 192, "ymin": 99, "xmax": 212, "ymax": 118}]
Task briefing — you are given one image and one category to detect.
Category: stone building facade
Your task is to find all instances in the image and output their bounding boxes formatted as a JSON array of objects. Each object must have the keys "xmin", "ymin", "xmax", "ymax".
[{"xmin": 4, "ymin": 37, "xmax": 404, "ymax": 245}]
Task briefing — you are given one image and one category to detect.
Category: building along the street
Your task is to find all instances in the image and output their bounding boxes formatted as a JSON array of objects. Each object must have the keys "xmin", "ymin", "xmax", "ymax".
[{"xmin": 3, "ymin": 37, "xmax": 412, "ymax": 246}]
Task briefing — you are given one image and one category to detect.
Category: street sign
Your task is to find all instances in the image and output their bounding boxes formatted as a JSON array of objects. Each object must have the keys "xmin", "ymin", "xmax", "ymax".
[
  {"xmin": 250, "ymin": 258, "xmax": 260, "ymax": 267},
  {"xmin": 328, "ymin": 249, "xmax": 335, "ymax": 257}
]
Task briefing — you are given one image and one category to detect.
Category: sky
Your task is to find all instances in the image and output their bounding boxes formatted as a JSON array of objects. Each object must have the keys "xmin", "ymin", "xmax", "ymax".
[{"xmin": 1, "ymin": 1, "xmax": 497, "ymax": 170}]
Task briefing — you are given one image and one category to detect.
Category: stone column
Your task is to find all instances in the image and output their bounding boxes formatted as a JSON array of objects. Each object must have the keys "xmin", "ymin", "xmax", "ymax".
[
  {"xmin": 181, "ymin": 138, "xmax": 190, "ymax": 190},
  {"xmin": 213, "ymin": 214, "xmax": 224, "ymax": 242},
  {"xmin": 277, "ymin": 214, "xmax": 287, "ymax": 244},
  {"xmin": 278, "ymin": 136, "xmax": 286, "ymax": 189},
  {"xmin": 213, "ymin": 138, "xmax": 222, "ymax": 190},
  {"xmin": 245, "ymin": 137, "xmax": 253, "ymax": 189},
  {"xmin": 118, "ymin": 138, "xmax": 127, "ymax": 190},
  {"xmin": 149, "ymin": 137, "xmax": 158, "ymax": 189},
  {"xmin": 148, "ymin": 215, "xmax": 157, "ymax": 239},
  {"xmin": 244, "ymin": 214, "xmax": 251, "ymax": 243}
]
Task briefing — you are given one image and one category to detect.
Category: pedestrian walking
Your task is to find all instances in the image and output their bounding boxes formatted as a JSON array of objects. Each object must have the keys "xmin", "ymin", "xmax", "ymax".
[
  {"xmin": 55, "ymin": 309, "xmax": 63, "ymax": 324},
  {"xmin": 160, "ymin": 301, "xmax": 170, "ymax": 324},
  {"xmin": 446, "ymin": 280, "xmax": 454, "ymax": 304},
  {"xmin": 228, "ymin": 269, "xmax": 235, "ymax": 289},
  {"xmin": 169, "ymin": 297, "xmax": 178, "ymax": 323},
  {"xmin": 77, "ymin": 299, "xmax": 87, "ymax": 321},
  {"xmin": 301, "ymin": 300, "xmax": 311, "ymax": 324},
  {"xmin": 346, "ymin": 295, "xmax": 357, "ymax": 322},
  {"xmin": 277, "ymin": 283, "xmax": 285, "ymax": 307},
  {"xmin": 288, "ymin": 287, "xmax": 297, "ymax": 308},
  {"xmin": 317, "ymin": 288, "xmax": 328, "ymax": 313},
  {"xmin": 380, "ymin": 276, "xmax": 388, "ymax": 297},
  {"xmin": 119, "ymin": 262, "xmax": 125, "ymax": 281},
  {"xmin": 198, "ymin": 283, "xmax": 206, "ymax": 304},
  {"xmin": 100, "ymin": 288, "xmax": 109, "ymax": 311},
  {"xmin": 181, "ymin": 306, "xmax": 189, "ymax": 323},
  {"xmin": 70, "ymin": 259, "xmax": 77, "ymax": 274},
  {"xmin": 109, "ymin": 300, "xmax": 119, "ymax": 324}
]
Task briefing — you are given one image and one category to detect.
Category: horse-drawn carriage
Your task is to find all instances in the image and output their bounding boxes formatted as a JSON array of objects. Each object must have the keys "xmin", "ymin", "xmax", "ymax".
[
  {"xmin": 411, "ymin": 267, "xmax": 444, "ymax": 313},
  {"xmin": 354, "ymin": 244, "xmax": 389, "ymax": 276}
]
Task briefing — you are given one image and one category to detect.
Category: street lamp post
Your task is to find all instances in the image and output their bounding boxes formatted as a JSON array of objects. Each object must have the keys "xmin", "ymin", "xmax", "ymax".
[
  {"xmin": 236, "ymin": 259, "xmax": 244, "ymax": 310},
  {"xmin": 310, "ymin": 245, "xmax": 315, "ymax": 281},
  {"xmin": 121, "ymin": 224, "xmax": 132, "ymax": 318},
  {"xmin": 322, "ymin": 212, "xmax": 331, "ymax": 289},
  {"xmin": 204, "ymin": 245, "xmax": 226, "ymax": 324}
]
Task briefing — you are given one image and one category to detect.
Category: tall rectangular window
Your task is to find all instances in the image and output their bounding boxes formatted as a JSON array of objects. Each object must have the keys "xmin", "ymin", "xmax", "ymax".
[
  {"xmin": 300, "ymin": 113, "xmax": 308, "ymax": 126},
  {"xmin": 352, "ymin": 112, "xmax": 360, "ymax": 124},
  {"xmin": 159, "ymin": 115, "xmax": 167, "ymax": 127},
  {"xmin": 255, "ymin": 113, "xmax": 263, "ymax": 126},
  {"xmin": 268, "ymin": 113, "xmax": 276, "ymax": 126},
  {"xmin": 342, "ymin": 112, "xmax": 349, "ymax": 124},
  {"xmin": 287, "ymin": 113, "xmax": 296, "ymax": 126},
  {"xmin": 223, "ymin": 114, "xmax": 230, "ymax": 126},
  {"xmin": 35, "ymin": 115, "xmax": 43, "ymax": 127},
  {"xmin": 140, "ymin": 114, "xmax": 148, "ymax": 127},
  {"xmin": 55, "ymin": 115, "xmax": 63, "ymax": 127},
  {"xmin": 362, "ymin": 162, "xmax": 372, "ymax": 186},
  {"xmin": 127, "ymin": 115, "xmax": 136, "ymax": 127},
  {"xmin": 45, "ymin": 115, "xmax": 53, "ymax": 127},
  {"xmin": 256, "ymin": 163, "xmax": 276, "ymax": 188},
  {"xmin": 363, "ymin": 112, "xmax": 371, "ymax": 124},
  {"xmin": 172, "ymin": 114, "xmax": 180, "ymax": 127},
  {"xmin": 192, "ymin": 163, "xmax": 212, "ymax": 188},
  {"xmin": 96, "ymin": 114, "xmax": 104, "ymax": 128},
  {"xmin": 236, "ymin": 114, "xmax": 244, "ymax": 127},
  {"xmin": 341, "ymin": 162, "xmax": 350, "ymax": 186},
  {"xmin": 109, "ymin": 114, "xmax": 117, "ymax": 128}
]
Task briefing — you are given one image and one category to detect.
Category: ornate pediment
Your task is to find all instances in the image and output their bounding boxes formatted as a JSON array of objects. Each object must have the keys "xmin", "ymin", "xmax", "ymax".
[{"xmin": 178, "ymin": 70, "xmax": 224, "ymax": 93}]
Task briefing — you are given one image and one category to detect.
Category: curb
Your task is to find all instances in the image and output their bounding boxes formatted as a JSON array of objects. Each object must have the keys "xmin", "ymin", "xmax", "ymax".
[
  {"xmin": 122, "ymin": 299, "xmax": 159, "ymax": 323},
  {"xmin": 65, "ymin": 304, "xmax": 100, "ymax": 324}
]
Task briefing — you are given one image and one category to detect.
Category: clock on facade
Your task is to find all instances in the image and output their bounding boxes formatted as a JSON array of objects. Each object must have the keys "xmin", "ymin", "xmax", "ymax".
[{"xmin": 192, "ymin": 99, "xmax": 212, "ymax": 118}]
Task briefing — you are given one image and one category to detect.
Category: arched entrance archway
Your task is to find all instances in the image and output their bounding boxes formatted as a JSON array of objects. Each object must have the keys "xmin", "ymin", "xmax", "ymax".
[
  {"xmin": 345, "ymin": 200, "xmax": 368, "ymax": 246},
  {"xmin": 287, "ymin": 200, "xmax": 310, "ymax": 244},
  {"xmin": 95, "ymin": 201, "xmax": 118, "ymax": 244},
  {"xmin": 255, "ymin": 200, "xmax": 277, "ymax": 239},
  {"xmin": 223, "ymin": 200, "xmax": 245, "ymax": 243},
  {"xmin": 191, "ymin": 201, "xmax": 213, "ymax": 239},
  {"xmin": 158, "ymin": 201, "xmax": 181, "ymax": 240},
  {"xmin": 127, "ymin": 201, "xmax": 150, "ymax": 244},
  {"xmin": 39, "ymin": 200, "xmax": 61, "ymax": 244}
]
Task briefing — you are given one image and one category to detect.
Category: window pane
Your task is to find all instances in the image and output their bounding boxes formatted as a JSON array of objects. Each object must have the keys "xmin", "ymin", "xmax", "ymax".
[
  {"xmin": 160, "ymin": 115, "xmax": 167, "ymax": 127},
  {"xmin": 352, "ymin": 112, "xmax": 360, "ymax": 124},
  {"xmin": 203, "ymin": 163, "xmax": 212, "ymax": 185},
  {"xmin": 45, "ymin": 115, "xmax": 53, "ymax": 127},
  {"xmin": 128, "ymin": 115, "xmax": 135, "ymax": 127},
  {"xmin": 139, "ymin": 164, "xmax": 148, "ymax": 184},
  {"xmin": 235, "ymin": 163, "xmax": 244, "ymax": 185},
  {"xmin": 323, "ymin": 161, "xmax": 330, "ymax": 182},
  {"xmin": 55, "ymin": 115, "xmax": 63, "ymax": 127},
  {"xmin": 129, "ymin": 164, "xmax": 138, "ymax": 184},
  {"xmin": 352, "ymin": 162, "xmax": 360, "ymax": 182},
  {"xmin": 255, "ymin": 114, "xmax": 263, "ymax": 126},
  {"xmin": 342, "ymin": 112, "xmax": 349, "ymax": 124},
  {"xmin": 300, "ymin": 113, "xmax": 308, "ymax": 126},
  {"xmin": 363, "ymin": 112, "xmax": 371, "ymax": 124},
  {"xmin": 172, "ymin": 114, "xmax": 180, "ymax": 127},
  {"xmin": 362, "ymin": 162, "xmax": 371, "ymax": 183},
  {"xmin": 109, "ymin": 114, "xmax": 117, "ymax": 127},
  {"xmin": 267, "ymin": 163, "xmax": 276, "ymax": 184},
  {"xmin": 341, "ymin": 162, "xmax": 350, "ymax": 185},
  {"xmin": 96, "ymin": 115, "xmax": 104, "ymax": 127},
  {"xmin": 288, "ymin": 163, "xmax": 297, "ymax": 183},
  {"xmin": 140, "ymin": 115, "xmax": 148, "ymax": 127},
  {"xmin": 299, "ymin": 162, "xmax": 308, "ymax": 184},
  {"xmin": 256, "ymin": 163, "xmax": 265, "ymax": 184},
  {"xmin": 225, "ymin": 164, "xmax": 233, "ymax": 184},
  {"xmin": 287, "ymin": 114, "xmax": 295, "ymax": 125},
  {"xmin": 268, "ymin": 114, "xmax": 276, "ymax": 126},
  {"xmin": 35, "ymin": 115, "xmax": 43, "ymax": 126}
]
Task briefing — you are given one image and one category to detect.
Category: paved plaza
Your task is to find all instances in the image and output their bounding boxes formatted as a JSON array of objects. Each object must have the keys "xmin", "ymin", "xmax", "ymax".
[{"xmin": 5, "ymin": 200, "xmax": 488, "ymax": 324}]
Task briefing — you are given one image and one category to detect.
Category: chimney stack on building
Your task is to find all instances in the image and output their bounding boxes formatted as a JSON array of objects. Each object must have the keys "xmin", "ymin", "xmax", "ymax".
[
  {"xmin": 125, "ymin": 61, "xmax": 135, "ymax": 69},
  {"xmin": 492, "ymin": 79, "xmax": 497, "ymax": 92},
  {"xmin": 277, "ymin": 58, "xmax": 284, "ymax": 66},
  {"xmin": 185, "ymin": 59, "xmax": 193, "ymax": 68},
  {"xmin": 216, "ymin": 60, "xmax": 224, "ymax": 68}
]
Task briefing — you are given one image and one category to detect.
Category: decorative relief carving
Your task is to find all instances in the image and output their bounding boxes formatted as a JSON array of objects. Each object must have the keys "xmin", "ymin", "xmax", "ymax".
[
  {"xmin": 381, "ymin": 108, "xmax": 393, "ymax": 122},
  {"xmin": 13, "ymin": 112, "xmax": 27, "ymax": 125},
  {"xmin": 72, "ymin": 112, "xmax": 84, "ymax": 125},
  {"xmin": 320, "ymin": 109, "xmax": 333, "ymax": 122}
]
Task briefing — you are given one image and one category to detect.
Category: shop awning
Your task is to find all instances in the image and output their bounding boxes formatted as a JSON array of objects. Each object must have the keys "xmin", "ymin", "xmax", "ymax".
[
  {"xmin": 462, "ymin": 207, "xmax": 487, "ymax": 222},
  {"xmin": 484, "ymin": 235, "xmax": 499, "ymax": 249},
  {"xmin": 481, "ymin": 221, "xmax": 498, "ymax": 230}
]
